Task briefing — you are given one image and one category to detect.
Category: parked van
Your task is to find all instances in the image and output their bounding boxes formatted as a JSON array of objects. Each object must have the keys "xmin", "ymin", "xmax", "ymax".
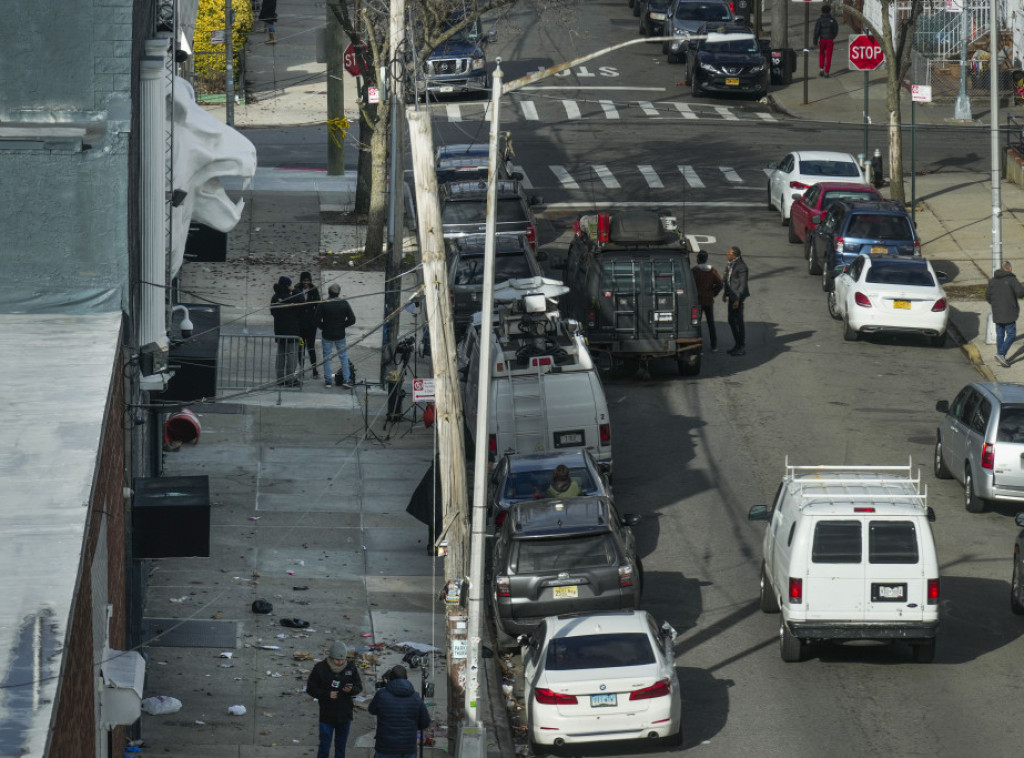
[
  {"xmin": 460, "ymin": 279, "xmax": 612, "ymax": 469},
  {"xmin": 748, "ymin": 460, "xmax": 939, "ymax": 663}
]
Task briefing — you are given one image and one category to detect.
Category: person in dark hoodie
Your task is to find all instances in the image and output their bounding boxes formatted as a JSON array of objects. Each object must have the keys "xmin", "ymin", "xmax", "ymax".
[
  {"xmin": 813, "ymin": 5, "xmax": 839, "ymax": 77},
  {"xmin": 293, "ymin": 271, "xmax": 322, "ymax": 378},
  {"xmin": 985, "ymin": 260, "xmax": 1024, "ymax": 367},
  {"xmin": 271, "ymin": 276, "xmax": 302, "ymax": 385},
  {"xmin": 692, "ymin": 250, "xmax": 724, "ymax": 352},
  {"xmin": 306, "ymin": 640, "xmax": 362, "ymax": 758},
  {"xmin": 368, "ymin": 665, "xmax": 431, "ymax": 758}
]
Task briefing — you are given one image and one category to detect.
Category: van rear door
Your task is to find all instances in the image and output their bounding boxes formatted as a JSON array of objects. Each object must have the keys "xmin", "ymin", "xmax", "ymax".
[
  {"xmin": 992, "ymin": 405, "xmax": 1024, "ymax": 493},
  {"xmin": 599, "ymin": 258, "xmax": 684, "ymax": 350},
  {"xmin": 863, "ymin": 519, "xmax": 927, "ymax": 622},
  {"xmin": 802, "ymin": 519, "xmax": 866, "ymax": 620}
]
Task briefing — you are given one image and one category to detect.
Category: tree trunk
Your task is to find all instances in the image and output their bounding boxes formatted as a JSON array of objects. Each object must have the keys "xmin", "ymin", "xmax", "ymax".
[
  {"xmin": 355, "ymin": 105, "xmax": 373, "ymax": 214},
  {"xmin": 363, "ymin": 95, "xmax": 389, "ymax": 259},
  {"xmin": 887, "ymin": 78, "xmax": 905, "ymax": 204}
]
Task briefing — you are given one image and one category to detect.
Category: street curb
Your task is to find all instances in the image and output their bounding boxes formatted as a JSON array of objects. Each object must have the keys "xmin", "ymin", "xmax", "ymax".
[
  {"xmin": 948, "ymin": 318, "xmax": 997, "ymax": 381},
  {"xmin": 766, "ymin": 93, "xmax": 798, "ymax": 120}
]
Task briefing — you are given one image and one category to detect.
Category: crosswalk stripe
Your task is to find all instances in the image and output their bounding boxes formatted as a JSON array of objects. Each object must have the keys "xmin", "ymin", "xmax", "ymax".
[
  {"xmin": 446, "ymin": 104, "xmax": 461, "ymax": 122},
  {"xmin": 551, "ymin": 165, "xmax": 580, "ymax": 190},
  {"xmin": 592, "ymin": 164, "xmax": 620, "ymax": 189},
  {"xmin": 714, "ymin": 105, "xmax": 738, "ymax": 120},
  {"xmin": 512, "ymin": 165, "xmax": 533, "ymax": 190},
  {"xmin": 563, "ymin": 100, "xmax": 582, "ymax": 120},
  {"xmin": 673, "ymin": 102, "xmax": 698, "ymax": 120},
  {"xmin": 638, "ymin": 164, "xmax": 664, "ymax": 188},
  {"xmin": 638, "ymin": 101, "xmax": 660, "ymax": 117},
  {"xmin": 720, "ymin": 167, "xmax": 743, "ymax": 183},
  {"xmin": 679, "ymin": 165, "xmax": 705, "ymax": 188},
  {"xmin": 756, "ymin": 112, "xmax": 777, "ymax": 122},
  {"xmin": 520, "ymin": 101, "xmax": 539, "ymax": 121},
  {"xmin": 599, "ymin": 100, "xmax": 620, "ymax": 119}
]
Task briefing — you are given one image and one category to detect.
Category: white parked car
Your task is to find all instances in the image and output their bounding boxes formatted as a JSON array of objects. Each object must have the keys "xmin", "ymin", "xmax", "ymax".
[
  {"xmin": 827, "ymin": 254, "xmax": 949, "ymax": 346},
  {"xmin": 766, "ymin": 150, "xmax": 867, "ymax": 225},
  {"xmin": 522, "ymin": 611, "xmax": 681, "ymax": 751}
]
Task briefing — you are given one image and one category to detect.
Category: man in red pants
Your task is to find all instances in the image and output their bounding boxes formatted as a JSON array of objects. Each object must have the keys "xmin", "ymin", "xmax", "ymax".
[{"xmin": 814, "ymin": 5, "xmax": 839, "ymax": 77}]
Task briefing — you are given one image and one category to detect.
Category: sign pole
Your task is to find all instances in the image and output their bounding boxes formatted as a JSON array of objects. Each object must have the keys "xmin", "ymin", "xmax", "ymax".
[
  {"xmin": 803, "ymin": 2, "xmax": 809, "ymax": 105},
  {"xmin": 863, "ymin": 69, "xmax": 869, "ymax": 160},
  {"xmin": 911, "ymin": 97, "xmax": 916, "ymax": 222}
]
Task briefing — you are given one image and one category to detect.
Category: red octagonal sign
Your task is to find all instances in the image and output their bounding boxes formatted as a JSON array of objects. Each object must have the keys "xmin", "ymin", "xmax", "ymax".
[
  {"xmin": 343, "ymin": 43, "xmax": 368, "ymax": 77},
  {"xmin": 849, "ymin": 34, "xmax": 884, "ymax": 71}
]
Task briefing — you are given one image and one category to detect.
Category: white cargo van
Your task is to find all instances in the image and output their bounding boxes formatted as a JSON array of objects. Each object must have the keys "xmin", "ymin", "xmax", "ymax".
[{"xmin": 748, "ymin": 460, "xmax": 939, "ymax": 663}]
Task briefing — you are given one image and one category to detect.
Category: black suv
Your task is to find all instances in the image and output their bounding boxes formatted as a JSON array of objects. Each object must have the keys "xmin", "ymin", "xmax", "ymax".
[
  {"xmin": 807, "ymin": 199, "xmax": 921, "ymax": 290},
  {"xmin": 434, "ymin": 138, "xmax": 518, "ymax": 185},
  {"xmin": 439, "ymin": 179, "xmax": 540, "ymax": 251},
  {"xmin": 685, "ymin": 23, "xmax": 770, "ymax": 99},
  {"xmin": 563, "ymin": 208, "xmax": 702, "ymax": 376},
  {"xmin": 490, "ymin": 496, "xmax": 642, "ymax": 651}
]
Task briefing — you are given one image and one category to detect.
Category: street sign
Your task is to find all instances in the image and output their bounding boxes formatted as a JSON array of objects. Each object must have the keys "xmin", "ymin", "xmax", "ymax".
[
  {"xmin": 946, "ymin": 0, "xmax": 964, "ymax": 11},
  {"xmin": 343, "ymin": 43, "xmax": 368, "ymax": 77},
  {"xmin": 413, "ymin": 377, "xmax": 435, "ymax": 403},
  {"xmin": 367, "ymin": 86, "xmax": 380, "ymax": 104},
  {"xmin": 848, "ymin": 34, "xmax": 884, "ymax": 70},
  {"xmin": 911, "ymin": 84, "xmax": 933, "ymax": 102}
]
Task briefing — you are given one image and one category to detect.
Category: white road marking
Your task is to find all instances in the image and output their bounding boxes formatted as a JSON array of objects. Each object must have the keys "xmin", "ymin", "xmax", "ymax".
[
  {"xmin": 512, "ymin": 166, "xmax": 533, "ymax": 190},
  {"xmin": 638, "ymin": 164, "xmax": 664, "ymax": 188},
  {"xmin": 679, "ymin": 165, "xmax": 705, "ymax": 188},
  {"xmin": 520, "ymin": 101, "xmax": 539, "ymax": 120},
  {"xmin": 562, "ymin": 100, "xmax": 582, "ymax": 120},
  {"xmin": 446, "ymin": 104, "xmax": 461, "ymax": 122},
  {"xmin": 551, "ymin": 165, "xmax": 580, "ymax": 190},
  {"xmin": 756, "ymin": 112, "xmax": 777, "ymax": 122},
  {"xmin": 714, "ymin": 105, "xmax": 738, "ymax": 120},
  {"xmin": 673, "ymin": 102, "xmax": 698, "ymax": 120},
  {"xmin": 600, "ymin": 100, "xmax": 620, "ymax": 119},
  {"xmin": 639, "ymin": 101, "xmax": 661, "ymax": 117},
  {"xmin": 720, "ymin": 167, "xmax": 743, "ymax": 183},
  {"xmin": 592, "ymin": 165, "xmax": 620, "ymax": 189}
]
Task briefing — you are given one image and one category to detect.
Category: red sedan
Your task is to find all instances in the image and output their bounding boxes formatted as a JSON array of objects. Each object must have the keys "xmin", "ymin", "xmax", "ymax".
[{"xmin": 788, "ymin": 182, "xmax": 883, "ymax": 244}]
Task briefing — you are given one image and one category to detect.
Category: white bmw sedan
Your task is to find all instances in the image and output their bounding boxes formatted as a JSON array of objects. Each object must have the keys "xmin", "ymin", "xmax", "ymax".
[
  {"xmin": 766, "ymin": 150, "xmax": 867, "ymax": 225},
  {"xmin": 828, "ymin": 254, "xmax": 949, "ymax": 346},
  {"xmin": 523, "ymin": 611, "xmax": 681, "ymax": 750}
]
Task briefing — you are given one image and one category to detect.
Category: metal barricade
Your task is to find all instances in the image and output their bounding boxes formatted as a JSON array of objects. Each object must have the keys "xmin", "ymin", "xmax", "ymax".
[{"xmin": 219, "ymin": 334, "xmax": 303, "ymax": 391}]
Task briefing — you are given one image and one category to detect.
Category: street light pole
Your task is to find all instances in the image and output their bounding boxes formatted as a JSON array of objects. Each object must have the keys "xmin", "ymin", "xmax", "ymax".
[
  {"xmin": 990, "ymin": 0, "xmax": 1002, "ymax": 273},
  {"xmin": 954, "ymin": 0, "xmax": 972, "ymax": 120}
]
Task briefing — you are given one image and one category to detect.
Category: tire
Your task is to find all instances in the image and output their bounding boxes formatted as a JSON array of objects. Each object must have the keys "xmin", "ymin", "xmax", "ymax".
[
  {"xmin": 965, "ymin": 465, "xmax": 987, "ymax": 513},
  {"xmin": 843, "ymin": 315, "xmax": 859, "ymax": 342},
  {"xmin": 934, "ymin": 435, "xmax": 952, "ymax": 479},
  {"xmin": 639, "ymin": 15, "xmax": 647, "ymax": 35},
  {"xmin": 912, "ymin": 639, "xmax": 936, "ymax": 663},
  {"xmin": 678, "ymin": 351, "xmax": 701, "ymax": 376},
  {"xmin": 1012, "ymin": 553, "xmax": 1024, "ymax": 615},
  {"xmin": 930, "ymin": 332, "xmax": 946, "ymax": 348},
  {"xmin": 780, "ymin": 201, "xmax": 788, "ymax": 226},
  {"xmin": 495, "ymin": 626, "xmax": 520, "ymax": 655},
  {"xmin": 822, "ymin": 267, "xmax": 833, "ymax": 292},
  {"xmin": 788, "ymin": 220, "xmax": 800, "ymax": 243},
  {"xmin": 683, "ymin": 65, "xmax": 692, "ymax": 85},
  {"xmin": 808, "ymin": 248, "xmax": 822, "ymax": 276},
  {"xmin": 760, "ymin": 563, "xmax": 780, "ymax": 613},
  {"xmin": 667, "ymin": 51, "xmax": 680, "ymax": 64},
  {"xmin": 691, "ymin": 78, "xmax": 702, "ymax": 97},
  {"xmin": 767, "ymin": 182, "xmax": 774, "ymax": 211},
  {"xmin": 827, "ymin": 290, "xmax": 842, "ymax": 321},
  {"xmin": 780, "ymin": 620, "xmax": 802, "ymax": 662}
]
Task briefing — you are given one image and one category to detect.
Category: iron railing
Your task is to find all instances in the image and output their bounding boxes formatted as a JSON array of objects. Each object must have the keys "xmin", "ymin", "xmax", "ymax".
[{"xmin": 219, "ymin": 334, "xmax": 303, "ymax": 392}]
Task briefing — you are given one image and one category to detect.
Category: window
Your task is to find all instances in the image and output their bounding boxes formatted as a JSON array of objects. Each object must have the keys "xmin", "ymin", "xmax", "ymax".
[
  {"xmin": 504, "ymin": 466, "xmax": 597, "ymax": 499},
  {"xmin": 869, "ymin": 521, "xmax": 919, "ymax": 564},
  {"xmin": 545, "ymin": 632, "xmax": 655, "ymax": 670},
  {"xmin": 823, "ymin": 190, "xmax": 875, "ymax": 208},
  {"xmin": 969, "ymin": 398, "xmax": 991, "ymax": 434},
  {"xmin": 514, "ymin": 533, "xmax": 617, "ymax": 573},
  {"xmin": 812, "ymin": 521, "xmax": 862, "ymax": 563},
  {"xmin": 801, "ymin": 160, "xmax": 861, "ymax": 178},
  {"xmin": 997, "ymin": 407, "xmax": 1024, "ymax": 443},
  {"xmin": 864, "ymin": 262, "xmax": 934, "ymax": 286},
  {"xmin": 949, "ymin": 387, "xmax": 971, "ymax": 422}
]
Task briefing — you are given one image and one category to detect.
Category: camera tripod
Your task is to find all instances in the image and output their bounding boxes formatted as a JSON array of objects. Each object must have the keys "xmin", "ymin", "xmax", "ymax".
[{"xmin": 383, "ymin": 333, "xmax": 427, "ymax": 437}]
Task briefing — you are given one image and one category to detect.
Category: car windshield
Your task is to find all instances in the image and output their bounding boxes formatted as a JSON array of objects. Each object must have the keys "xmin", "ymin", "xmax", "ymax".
[
  {"xmin": 822, "ymin": 189, "xmax": 876, "ymax": 208},
  {"xmin": 437, "ymin": 167, "xmax": 489, "ymax": 184},
  {"xmin": 453, "ymin": 253, "xmax": 533, "ymax": 286},
  {"xmin": 444, "ymin": 20, "xmax": 480, "ymax": 43},
  {"xmin": 503, "ymin": 466, "xmax": 597, "ymax": 499},
  {"xmin": 442, "ymin": 198, "xmax": 526, "ymax": 225},
  {"xmin": 545, "ymin": 632, "xmax": 656, "ymax": 671},
  {"xmin": 675, "ymin": 2, "xmax": 731, "ymax": 21},
  {"xmin": 514, "ymin": 533, "xmax": 617, "ymax": 572},
  {"xmin": 864, "ymin": 261, "xmax": 934, "ymax": 286},
  {"xmin": 704, "ymin": 37, "xmax": 760, "ymax": 54},
  {"xmin": 799, "ymin": 159, "xmax": 860, "ymax": 178},
  {"xmin": 997, "ymin": 407, "xmax": 1024, "ymax": 442},
  {"xmin": 846, "ymin": 214, "xmax": 913, "ymax": 240}
]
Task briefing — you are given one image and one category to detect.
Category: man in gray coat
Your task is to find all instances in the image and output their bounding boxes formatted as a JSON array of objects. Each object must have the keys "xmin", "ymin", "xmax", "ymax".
[
  {"xmin": 985, "ymin": 261, "xmax": 1024, "ymax": 367},
  {"xmin": 723, "ymin": 246, "xmax": 750, "ymax": 356}
]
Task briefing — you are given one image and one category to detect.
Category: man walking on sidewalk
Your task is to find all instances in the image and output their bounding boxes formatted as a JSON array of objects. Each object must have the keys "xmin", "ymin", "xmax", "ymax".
[
  {"xmin": 723, "ymin": 246, "xmax": 750, "ymax": 356},
  {"xmin": 814, "ymin": 5, "xmax": 839, "ymax": 77},
  {"xmin": 985, "ymin": 261, "xmax": 1024, "ymax": 366}
]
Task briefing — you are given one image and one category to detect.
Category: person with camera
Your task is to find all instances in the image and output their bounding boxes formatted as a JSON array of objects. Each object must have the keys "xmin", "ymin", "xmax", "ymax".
[
  {"xmin": 306, "ymin": 641, "xmax": 362, "ymax": 758},
  {"xmin": 368, "ymin": 665, "xmax": 431, "ymax": 758}
]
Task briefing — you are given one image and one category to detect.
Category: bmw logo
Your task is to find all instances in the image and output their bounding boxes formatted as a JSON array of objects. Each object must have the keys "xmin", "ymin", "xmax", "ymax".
[{"xmin": 599, "ymin": 684, "xmax": 606, "ymax": 691}]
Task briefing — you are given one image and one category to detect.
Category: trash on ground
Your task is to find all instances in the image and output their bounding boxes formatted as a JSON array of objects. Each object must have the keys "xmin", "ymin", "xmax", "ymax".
[
  {"xmin": 258, "ymin": 645, "xmax": 281, "ymax": 650},
  {"xmin": 218, "ymin": 651, "xmax": 233, "ymax": 659},
  {"xmin": 228, "ymin": 705, "xmax": 247, "ymax": 716},
  {"xmin": 280, "ymin": 618, "xmax": 310, "ymax": 629},
  {"xmin": 169, "ymin": 596, "xmax": 190, "ymax": 603},
  {"xmin": 293, "ymin": 651, "xmax": 314, "ymax": 661},
  {"xmin": 141, "ymin": 696, "xmax": 182, "ymax": 715},
  {"xmin": 292, "ymin": 585, "xmax": 309, "ymax": 591},
  {"xmin": 251, "ymin": 599, "xmax": 273, "ymax": 614},
  {"xmin": 397, "ymin": 641, "xmax": 439, "ymax": 654}
]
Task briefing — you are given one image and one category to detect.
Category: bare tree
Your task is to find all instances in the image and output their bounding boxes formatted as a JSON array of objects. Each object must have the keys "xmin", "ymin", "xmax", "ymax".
[{"xmin": 836, "ymin": 0, "xmax": 926, "ymax": 204}]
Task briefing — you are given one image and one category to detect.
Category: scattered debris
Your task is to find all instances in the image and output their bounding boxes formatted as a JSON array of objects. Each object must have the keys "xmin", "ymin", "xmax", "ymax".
[
  {"xmin": 141, "ymin": 696, "xmax": 182, "ymax": 715},
  {"xmin": 218, "ymin": 652, "xmax": 233, "ymax": 659},
  {"xmin": 280, "ymin": 618, "xmax": 310, "ymax": 629},
  {"xmin": 169, "ymin": 596, "xmax": 190, "ymax": 604},
  {"xmin": 258, "ymin": 645, "xmax": 281, "ymax": 651},
  {"xmin": 228, "ymin": 705, "xmax": 247, "ymax": 716},
  {"xmin": 293, "ymin": 651, "xmax": 314, "ymax": 661},
  {"xmin": 251, "ymin": 599, "xmax": 273, "ymax": 614}
]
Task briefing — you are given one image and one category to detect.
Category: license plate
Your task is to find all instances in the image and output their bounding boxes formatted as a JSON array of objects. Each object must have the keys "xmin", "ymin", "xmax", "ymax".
[
  {"xmin": 725, "ymin": 78, "xmax": 740, "ymax": 86},
  {"xmin": 554, "ymin": 430, "xmax": 584, "ymax": 448},
  {"xmin": 871, "ymin": 246, "xmax": 887, "ymax": 255},
  {"xmin": 654, "ymin": 312, "xmax": 673, "ymax": 322},
  {"xmin": 553, "ymin": 585, "xmax": 578, "ymax": 599},
  {"xmin": 439, "ymin": 86, "xmax": 454, "ymax": 93},
  {"xmin": 591, "ymin": 693, "xmax": 617, "ymax": 708},
  {"xmin": 893, "ymin": 300, "xmax": 910, "ymax": 309},
  {"xmin": 871, "ymin": 583, "xmax": 907, "ymax": 602}
]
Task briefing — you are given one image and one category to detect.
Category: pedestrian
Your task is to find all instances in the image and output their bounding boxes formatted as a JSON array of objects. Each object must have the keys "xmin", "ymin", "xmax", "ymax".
[
  {"xmin": 306, "ymin": 640, "xmax": 363, "ymax": 758},
  {"xmin": 318, "ymin": 283, "xmax": 357, "ymax": 388},
  {"xmin": 723, "ymin": 246, "xmax": 750, "ymax": 356},
  {"xmin": 985, "ymin": 260, "xmax": 1024, "ymax": 367},
  {"xmin": 259, "ymin": 0, "xmax": 278, "ymax": 44},
  {"xmin": 545, "ymin": 464, "xmax": 582, "ymax": 498},
  {"xmin": 294, "ymin": 271, "xmax": 322, "ymax": 378},
  {"xmin": 271, "ymin": 276, "xmax": 302, "ymax": 385},
  {"xmin": 368, "ymin": 665, "xmax": 431, "ymax": 758},
  {"xmin": 692, "ymin": 250, "xmax": 724, "ymax": 352},
  {"xmin": 813, "ymin": 5, "xmax": 839, "ymax": 78}
]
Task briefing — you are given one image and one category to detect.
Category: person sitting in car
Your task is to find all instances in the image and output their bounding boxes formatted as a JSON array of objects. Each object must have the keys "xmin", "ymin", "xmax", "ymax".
[{"xmin": 545, "ymin": 465, "xmax": 582, "ymax": 498}]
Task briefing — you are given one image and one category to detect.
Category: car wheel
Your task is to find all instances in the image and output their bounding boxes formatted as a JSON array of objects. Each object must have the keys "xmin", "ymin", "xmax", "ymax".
[
  {"xmin": 495, "ymin": 626, "xmax": 520, "ymax": 655},
  {"xmin": 667, "ymin": 50, "xmax": 679, "ymax": 63},
  {"xmin": 767, "ymin": 182, "xmax": 774, "ymax": 211},
  {"xmin": 912, "ymin": 639, "xmax": 936, "ymax": 663},
  {"xmin": 930, "ymin": 332, "xmax": 946, "ymax": 348},
  {"xmin": 639, "ymin": 15, "xmax": 647, "ymax": 35},
  {"xmin": 822, "ymin": 266, "xmax": 834, "ymax": 292},
  {"xmin": 788, "ymin": 220, "xmax": 800, "ymax": 244},
  {"xmin": 965, "ymin": 465, "xmax": 987, "ymax": 513},
  {"xmin": 628, "ymin": 0, "xmax": 635, "ymax": 7},
  {"xmin": 691, "ymin": 78, "xmax": 702, "ymax": 97},
  {"xmin": 678, "ymin": 350, "xmax": 701, "ymax": 376},
  {"xmin": 780, "ymin": 200, "xmax": 788, "ymax": 226},
  {"xmin": 806, "ymin": 241, "xmax": 822, "ymax": 275},
  {"xmin": 1012, "ymin": 551, "xmax": 1024, "ymax": 615},
  {"xmin": 683, "ymin": 64, "xmax": 692, "ymax": 85},
  {"xmin": 842, "ymin": 314, "xmax": 859, "ymax": 341},
  {"xmin": 933, "ymin": 436, "xmax": 953, "ymax": 479},
  {"xmin": 759, "ymin": 562, "xmax": 780, "ymax": 613},
  {"xmin": 779, "ymin": 620, "xmax": 802, "ymax": 662},
  {"xmin": 827, "ymin": 290, "xmax": 842, "ymax": 321}
]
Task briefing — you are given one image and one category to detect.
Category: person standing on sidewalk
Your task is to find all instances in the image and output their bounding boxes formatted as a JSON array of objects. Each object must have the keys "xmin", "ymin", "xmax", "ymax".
[
  {"xmin": 259, "ymin": 0, "xmax": 278, "ymax": 44},
  {"xmin": 270, "ymin": 276, "xmax": 302, "ymax": 386},
  {"xmin": 985, "ymin": 261, "xmax": 1024, "ymax": 367},
  {"xmin": 294, "ymin": 271, "xmax": 322, "ymax": 378},
  {"xmin": 306, "ymin": 641, "xmax": 363, "ymax": 758},
  {"xmin": 813, "ymin": 5, "xmax": 839, "ymax": 78},
  {"xmin": 318, "ymin": 283, "xmax": 357, "ymax": 388},
  {"xmin": 723, "ymin": 246, "xmax": 750, "ymax": 356},
  {"xmin": 692, "ymin": 250, "xmax": 724, "ymax": 352},
  {"xmin": 368, "ymin": 665, "xmax": 431, "ymax": 758}
]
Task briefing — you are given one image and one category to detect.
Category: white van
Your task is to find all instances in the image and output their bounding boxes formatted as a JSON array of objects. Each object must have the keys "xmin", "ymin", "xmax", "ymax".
[{"xmin": 748, "ymin": 460, "xmax": 939, "ymax": 663}]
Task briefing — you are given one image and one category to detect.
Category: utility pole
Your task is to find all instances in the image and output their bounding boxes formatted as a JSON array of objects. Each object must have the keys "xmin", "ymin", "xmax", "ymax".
[
  {"xmin": 381, "ymin": 0, "xmax": 406, "ymax": 383},
  {"xmin": 224, "ymin": 0, "xmax": 234, "ymax": 126},
  {"xmin": 406, "ymin": 108, "xmax": 470, "ymax": 748},
  {"xmin": 326, "ymin": 1, "xmax": 345, "ymax": 175}
]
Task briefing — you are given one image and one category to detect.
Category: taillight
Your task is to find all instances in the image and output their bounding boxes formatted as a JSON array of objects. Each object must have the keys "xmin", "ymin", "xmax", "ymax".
[
  {"xmin": 599, "ymin": 423, "xmax": 611, "ymax": 446},
  {"xmin": 932, "ymin": 298, "xmax": 947, "ymax": 312},
  {"xmin": 496, "ymin": 576, "xmax": 510, "ymax": 597},
  {"xmin": 587, "ymin": 308, "xmax": 596, "ymax": 328},
  {"xmin": 488, "ymin": 434, "xmax": 497, "ymax": 462},
  {"xmin": 618, "ymin": 564, "xmax": 634, "ymax": 587},
  {"xmin": 727, "ymin": 1, "xmax": 735, "ymax": 11},
  {"xmin": 789, "ymin": 577, "xmax": 803, "ymax": 604},
  {"xmin": 597, "ymin": 213, "xmax": 610, "ymax": 243},
  {"xmin": 914, "ymin": 240, "xmax": 922, "ymax": 254},
  {"xmin": 630, "ymin": 678, "xmax": 671, "ymax": 700},
  {"xmin": 535, "ymin": 687, "xmax": 577, "ymax": 705},
  {"xmin": 789, "ymin": 180, "xmax": 809, "ymax": 191},
  {"xmin": 982, "ymin": 442, "xmax": 995, "ymax": 470},
  {"xmin": 495, "ymin": 509, "xmax": 508, "ymax": 528},
  {"xmin": 690, "ymin": 305, "xmax": 699, "ymax": 325},
  {"xmin": 834, "ymin": 236, "xmax": 845, "ymax": 253},
  {"xmin": 572, "ymin": 219, "xmax": 581, "ymax": 236},
  {"xmin": 526, "ymin": 224, "xmax": 537, "ymax": 247},
  {"xmin": 927, "ymin": 578, "xmax": 939, "ymax": 604},
  {"xmin": 854, "ymin": 291, "xmax": 872, "ymax": 308}
]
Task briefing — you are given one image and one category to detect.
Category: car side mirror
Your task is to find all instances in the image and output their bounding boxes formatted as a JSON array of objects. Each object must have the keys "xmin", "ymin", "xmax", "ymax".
[
  {"xmin": 926, "ymin": 506, "xmax": 936, "ymax": 522},
  {"xmin": 766, "ymin": 161, "xmax": 778, "ymax": 170},
  {"xmin": 511, "ymin": 171, "xmax": 524, "ymax": 181},
  {"xmin": 935, "ymin": 399, "xmax": 950, "ymax": 413},
  {"xmin": 748, "ymin": 504, "xmax": 769, "ymax": 521},
  {"xmin": 487, "ymin": 29, "xmax": 498, "ymax": 43},
  {"xmin": 936, "ymin": 270, "xmax": 950, "ymax": 284},
  {"xmin": 621, "ymin": 513, "xmax": 642, "ymax": 527},
  {"xmin": 1015, "ymin": 511, "xmax": 1024, "ymax": 528}
]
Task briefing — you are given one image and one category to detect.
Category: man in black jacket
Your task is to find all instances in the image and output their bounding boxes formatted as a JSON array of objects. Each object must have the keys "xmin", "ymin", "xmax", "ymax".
[
  {"xmin": 306, "ymin": 641, "xmax": 362, "ymax": 758},
  {"xmin": 270, "ymin": 276, "xmax": 302, "ymax": 386},
  {"xmin": 723, "ymin": 246, "xmax": 750, "ymax": 356},
  {"xmin": 368, "ymin": 665, "xmax": 431, "ymax": 758},
  {"xmin": 813, "ymin": 5, "xmax": 839, "ymax": 77},
  {"xmin": 318, "ymin": 283, "xmax": 357, "ymax": 388},
  {"xmin": 293, "ymin": 271, "xmax": 322, "ymax": 378},
  {"xmin": 985, "ymin": 260, "xmax": 1024, "ymax": 366}
]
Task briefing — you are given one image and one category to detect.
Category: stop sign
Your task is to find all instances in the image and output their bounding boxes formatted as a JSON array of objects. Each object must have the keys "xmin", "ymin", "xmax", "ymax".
[
  {"xmin": 848, "ymin": 34, "xmax": 884, "ymax": 71},
  {"xmin": 343, "ymin": 43, "xmax": 368, "ymax": 77}
]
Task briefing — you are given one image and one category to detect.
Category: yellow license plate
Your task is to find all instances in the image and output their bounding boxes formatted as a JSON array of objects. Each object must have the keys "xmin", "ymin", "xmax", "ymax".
[
  {"xmin": 894, "ymin": 300, "xmax": 910, "ymax": 309},
  {"xmin": 871, "ymin": 246, "xmax": 887, "ymax": 255},
  {"xmin": 553, "ymin": 585, "xmax": 578, "ymax": 599},
  {"xmin": 725, "ymin": 78, "xmax": 740, "ymax": 86}
]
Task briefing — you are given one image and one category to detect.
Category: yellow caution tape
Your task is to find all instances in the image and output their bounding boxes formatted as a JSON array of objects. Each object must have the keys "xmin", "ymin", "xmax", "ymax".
[{"xmin": 328, "ymin": 117, "xmax": 350, "ymax": 148}]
